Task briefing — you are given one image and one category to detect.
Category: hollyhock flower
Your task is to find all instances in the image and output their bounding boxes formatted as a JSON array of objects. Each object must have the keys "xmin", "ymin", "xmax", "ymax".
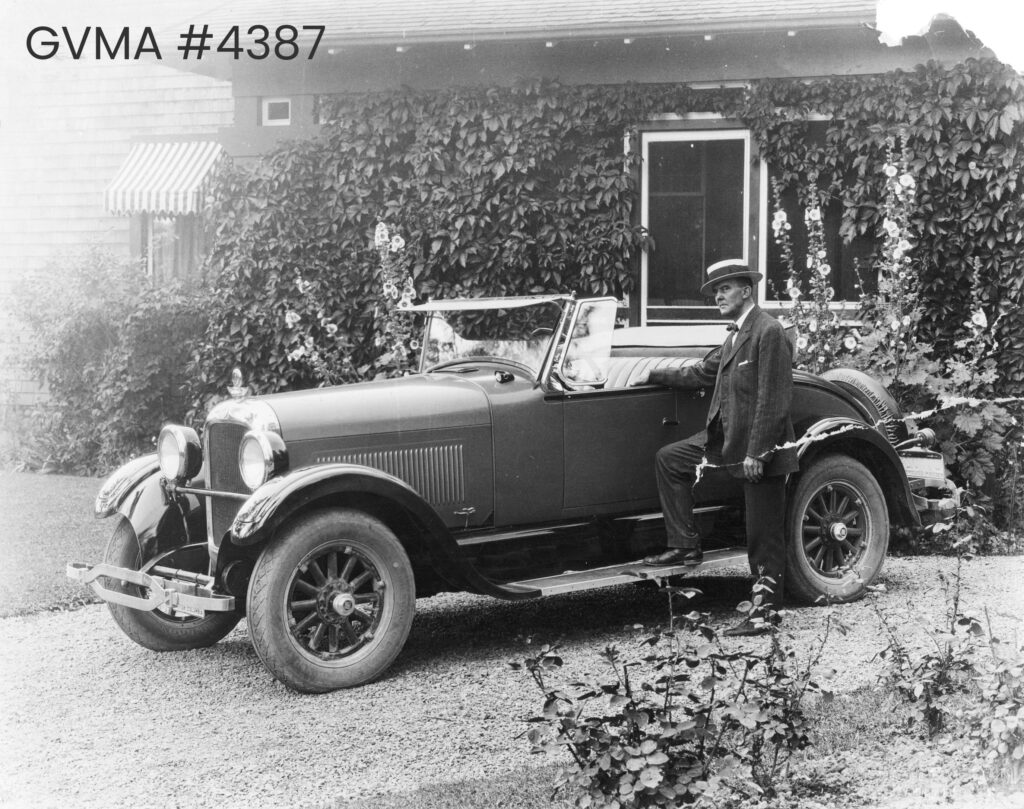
[
  {"xmin": 390, "ymin": 235, "xmax": 406, "ymax": 253},
  {"xmin": 374, "ymin": 222, "xmax": 389, "ymax": 248},
  {"xmin": 818, "ymin": 264, "xmax": 831, "ymax": 278},
  {"xmin": 285, "ymin": 311, "xmax": 301, "ymax": 328},
  {"xmin": 796, "ymin": 335, "xmax": 809, "ymax": 350},
  {"xmin": 899, "ymin": 173, "xmax": 915, "ymax": 189},
  {"xmin": 788, "ymin": 286, "xmax": 802, "ymax": 300},
  {"xmin": 843, "ymin": 334, "xmax": 858, "ymax": 351},
  {"xmin": 884, "ymin": 164, "xmax": 898, "ymax": 178},
  {"xmin": 972, "ymin": 310, "xmax": 988, "ymax": 329},
  {"xmin": 325, "ymin": 323, "xmax": 338, "ymax": 336}
]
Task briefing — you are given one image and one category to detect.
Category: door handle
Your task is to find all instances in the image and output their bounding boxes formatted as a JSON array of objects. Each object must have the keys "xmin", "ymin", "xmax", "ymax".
[{"xmin": 662, "ymin": 417, "xmax": 679, "ymax": 426}]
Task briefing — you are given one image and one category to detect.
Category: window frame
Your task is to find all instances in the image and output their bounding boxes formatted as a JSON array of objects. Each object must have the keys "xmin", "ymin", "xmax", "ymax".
[
  {"xmin": 638, "ymin": 122, "xmax": 756, "ymax": 325},
  {"xmin": 260, "ymin": 97, "xmax": 292, "ymax": 127}
]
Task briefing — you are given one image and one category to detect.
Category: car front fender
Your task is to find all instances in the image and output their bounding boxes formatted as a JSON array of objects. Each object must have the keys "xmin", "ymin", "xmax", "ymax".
[
  {"xmin": 93, "ymin": 456, "xmax": 206, "ymax": 562},
  {"xmin": 229, "ymin": 464, "xmax": 538, "ymax": 601},
  {"xmin": 794, "ymin": 417, "xmax": 920, "ymax": 528}
]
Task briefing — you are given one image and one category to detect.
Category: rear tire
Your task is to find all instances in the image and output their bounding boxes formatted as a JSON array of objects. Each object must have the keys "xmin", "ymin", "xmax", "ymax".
[
  {"xmin": 104, "ymin": 518, "xmax": 241, "ymax": 651},
  {"xmin": 785, "ymin": 454, "xmax": 889, "ymax": 604},
  {"xmin": 246, "ymin": 509, "xmax": 416, "ymax": 693}
]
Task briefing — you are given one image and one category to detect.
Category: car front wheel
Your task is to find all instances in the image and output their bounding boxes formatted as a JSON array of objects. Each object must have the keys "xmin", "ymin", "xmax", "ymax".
[
  {"xmin": 104, "ymin": 518, "xmax": 241, "ymax": 651},
  {"xmin": 246, "ymin": 508, "xmax": 416, "ymax": 693},
  {"xmin": 785, "ymin": 454, "xmax": 889, "ymax": 604}
]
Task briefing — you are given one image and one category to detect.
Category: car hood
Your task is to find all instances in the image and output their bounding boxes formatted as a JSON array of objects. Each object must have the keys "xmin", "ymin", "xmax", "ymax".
[{"xmin": 255, "ymin": 373, "xmax": 491, "ymax": 442}]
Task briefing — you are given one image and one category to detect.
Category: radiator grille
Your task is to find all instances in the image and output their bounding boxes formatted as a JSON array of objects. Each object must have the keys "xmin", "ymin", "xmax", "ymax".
[
  {"xmin": 317, "ymin": 445, "xmax": 466, "ymax": 505},
  {"xmin": 206, "ymin": 422, "xmax": 248, "ymax": 544}
]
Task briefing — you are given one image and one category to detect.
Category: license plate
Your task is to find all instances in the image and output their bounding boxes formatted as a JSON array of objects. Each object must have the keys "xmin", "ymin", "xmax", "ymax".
[
  {"xmin": 171, "ymin": 600, "xmax": 206, "ymax": 619},
  {"xmin": 901, "ymin": 453, "xmax": 946, "ymax": 481}
]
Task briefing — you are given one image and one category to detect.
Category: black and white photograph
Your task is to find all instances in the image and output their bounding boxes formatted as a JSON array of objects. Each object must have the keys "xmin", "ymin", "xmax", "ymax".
[{"xmin": 2, "ymin": 1, "xmax": 1024, "ymax": 807}]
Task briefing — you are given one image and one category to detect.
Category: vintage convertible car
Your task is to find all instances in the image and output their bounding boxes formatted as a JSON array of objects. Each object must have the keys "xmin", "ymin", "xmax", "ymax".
[{"xmin": 69, "ymin": 295, "xmax": 957, "ymax": 692}]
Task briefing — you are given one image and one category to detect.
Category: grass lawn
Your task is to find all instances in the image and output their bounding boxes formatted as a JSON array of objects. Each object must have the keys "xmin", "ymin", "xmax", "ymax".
[{"xmin": 0, "ymin": 471, "xmax": 108, "ymax": 616}]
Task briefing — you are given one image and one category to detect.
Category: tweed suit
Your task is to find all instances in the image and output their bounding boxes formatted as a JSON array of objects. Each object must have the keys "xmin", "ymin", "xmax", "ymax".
[{"xmin": 648, "ymin": 305, "xmax": 797, "ymax": 605}]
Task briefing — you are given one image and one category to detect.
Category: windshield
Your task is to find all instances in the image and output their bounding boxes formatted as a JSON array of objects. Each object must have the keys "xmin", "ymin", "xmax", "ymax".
[{"xmin": 420, "ymin": 300, "xmax": 565, "ymax": 374}]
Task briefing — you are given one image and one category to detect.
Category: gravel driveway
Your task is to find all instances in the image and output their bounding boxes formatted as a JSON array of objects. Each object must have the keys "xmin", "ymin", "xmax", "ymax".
[{"xmin": 2, "ymin": 556, "xmax": 1023, "ymax": 809}]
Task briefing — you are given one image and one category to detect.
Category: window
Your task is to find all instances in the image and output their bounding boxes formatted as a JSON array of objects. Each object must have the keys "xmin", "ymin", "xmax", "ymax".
[
  {"xmin": 133, "ymin": 213, "xmax": 205, "ymax": 283},
  {"xmin": 640, "ymin": 129, "xmax": 751, "ymax": 323},
  {"xmin": 638, "ymin": 121, "xmax": 879, "ymax": 324},
  {"xmin": 260, "ymin": 97, "xmax": 291, "ymax": 127},
  {"xmin": 763, "ymin": 122, "xmax": 877, "ymax": 303}
]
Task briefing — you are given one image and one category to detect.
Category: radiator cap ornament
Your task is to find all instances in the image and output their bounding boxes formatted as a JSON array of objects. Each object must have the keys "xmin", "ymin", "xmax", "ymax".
[{"xmin": 228, "ymin": 367, "xmax": 250, "ymax": 399}]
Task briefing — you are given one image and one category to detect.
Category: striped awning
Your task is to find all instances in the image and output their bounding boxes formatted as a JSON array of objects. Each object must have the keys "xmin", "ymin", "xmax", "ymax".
[{"xmin": 106, "ymin": 141, "xmax": 224, "ymax": 216}]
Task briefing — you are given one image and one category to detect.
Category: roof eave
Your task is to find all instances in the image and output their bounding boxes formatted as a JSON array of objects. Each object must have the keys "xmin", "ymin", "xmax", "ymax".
[{"xmin": 319, "ymin": 16, "xmax": 874, "ymax": 49}]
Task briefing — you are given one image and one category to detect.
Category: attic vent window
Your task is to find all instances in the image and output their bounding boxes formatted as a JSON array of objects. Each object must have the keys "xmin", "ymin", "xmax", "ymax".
[{"xmin": 261, "ymin": 97, "xmax": 291, "ymax": 127}]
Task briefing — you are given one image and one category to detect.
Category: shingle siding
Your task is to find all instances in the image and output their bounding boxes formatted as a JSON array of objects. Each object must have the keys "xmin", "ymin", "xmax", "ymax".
[{"xmin": 0, "ymin": 58, "xmax": 232, "ymax": 411}]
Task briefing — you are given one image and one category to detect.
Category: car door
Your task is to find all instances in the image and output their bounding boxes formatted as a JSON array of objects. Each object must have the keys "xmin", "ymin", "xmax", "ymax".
[{"xmin": 561, "ymin": 385, "xmax": 690, "ymax": 513}]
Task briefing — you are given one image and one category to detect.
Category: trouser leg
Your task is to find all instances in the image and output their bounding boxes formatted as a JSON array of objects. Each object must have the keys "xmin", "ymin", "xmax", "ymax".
[
  {"xmin": 655, "ymin": 432, "xmax": 706, "ymax": 549},
  {"xmin": 743, "ymin": 474, "xmax": 787, "ymax": 608}
]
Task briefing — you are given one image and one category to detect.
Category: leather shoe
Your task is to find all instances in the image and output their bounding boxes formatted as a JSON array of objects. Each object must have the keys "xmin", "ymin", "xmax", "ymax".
[
  {"xmin": 722, "ymin": 618, "xmax": 774, "ymax": 637},
  {"xmin": 642, "ymin": 548, "xmax": 703, "ymax": 566}
]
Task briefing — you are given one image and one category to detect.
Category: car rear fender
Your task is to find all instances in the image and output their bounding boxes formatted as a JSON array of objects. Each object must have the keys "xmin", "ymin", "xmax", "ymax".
[
  {"xmin": 793, "ymin": 417, "xmax": 919, "ymax": 528},
  {"xmin": 93, "ymin": 457, "xmax": 206, "ymax": 564},
  {"xmin": 228, "ymin": 464, "xmax": 538, "ymax": 600}
]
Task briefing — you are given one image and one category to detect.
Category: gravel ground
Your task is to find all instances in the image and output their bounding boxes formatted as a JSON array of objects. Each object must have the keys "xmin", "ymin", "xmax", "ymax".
[{"xmin": 2, "ymin": 555, "xmax": 1024, "ymax": 808}]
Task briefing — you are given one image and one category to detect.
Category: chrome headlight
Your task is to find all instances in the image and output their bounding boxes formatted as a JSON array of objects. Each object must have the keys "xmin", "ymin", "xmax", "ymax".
[
  {"xmin": 157, "ymin": 425, "xmax": 202, "ymax": 482},
  {"xmin": 238, "ymin": 430, "xmax": 289, "ymax": 491}
]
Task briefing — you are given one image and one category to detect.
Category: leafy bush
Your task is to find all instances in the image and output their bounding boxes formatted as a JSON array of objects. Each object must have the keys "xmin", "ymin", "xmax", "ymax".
[
  {"xmin": 513, "ymin": 580, "xmax": 837, "ymax": 807},
  {"xmin": 5, "ymin": 249, "xmax": 205, "ymax": 474}
]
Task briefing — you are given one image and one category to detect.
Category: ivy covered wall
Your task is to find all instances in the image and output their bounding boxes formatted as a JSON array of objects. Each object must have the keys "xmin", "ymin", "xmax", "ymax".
[{"xmin": 195, "ymin": 56, "xmax": 1024, "ymax": 405}]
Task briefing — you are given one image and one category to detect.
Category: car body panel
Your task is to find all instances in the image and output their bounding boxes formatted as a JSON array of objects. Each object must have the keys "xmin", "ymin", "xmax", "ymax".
[{"xmin": 77, "ymin": 296, "xmax": 951, "ymax": 612}]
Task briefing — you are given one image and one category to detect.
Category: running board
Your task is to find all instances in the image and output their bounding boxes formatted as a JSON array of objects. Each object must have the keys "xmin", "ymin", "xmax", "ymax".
[{"xmin": 508, "ymin": 548, "xmax": 749, "ymax": 597}]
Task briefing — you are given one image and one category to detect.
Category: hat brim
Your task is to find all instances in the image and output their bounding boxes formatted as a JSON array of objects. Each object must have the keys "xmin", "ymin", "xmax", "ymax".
[{"xmin": 700, "ymin": 270, "xmax": 763, "ymax": 298}]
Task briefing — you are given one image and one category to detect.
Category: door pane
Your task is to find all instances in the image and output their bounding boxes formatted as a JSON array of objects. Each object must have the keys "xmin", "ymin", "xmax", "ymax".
[{"xmin": 646, "ymin": 138, "xmax": 746, "ymax": 318}]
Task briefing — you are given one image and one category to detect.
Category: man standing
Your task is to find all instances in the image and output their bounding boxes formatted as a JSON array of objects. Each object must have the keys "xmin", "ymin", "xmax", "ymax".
[{"xmin": 631, "ymin": 259, "xmax": 798, "ymax": 636}]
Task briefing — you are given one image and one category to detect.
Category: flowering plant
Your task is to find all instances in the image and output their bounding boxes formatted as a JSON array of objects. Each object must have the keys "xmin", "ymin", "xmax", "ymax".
[
  {"xmin": 372, "ymin": 222, "xmax": 419, "ymax": 377},
  {"xmin": 852, "ymin": 138, "xmax": 937, "ymax": 399},
  {"xmin": 283, "ymin": 222, "xmax": 417, "ymax": 385},
  {"xmin": 771, "ymin": 176, "xmax": 852, "ymax": 375},
  {"xmin": 852, "ymin": 137, "xmax": 1022, "ymax": 531},
  {"xmin": 282, "ymin": 278, "xmax": 359, "ymax": 387}
]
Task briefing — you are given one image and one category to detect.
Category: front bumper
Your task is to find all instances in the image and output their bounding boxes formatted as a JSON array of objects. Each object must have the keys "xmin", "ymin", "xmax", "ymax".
[{"xmin": 67, "ymin": 563, "xmax": 235, "ymax": 616}]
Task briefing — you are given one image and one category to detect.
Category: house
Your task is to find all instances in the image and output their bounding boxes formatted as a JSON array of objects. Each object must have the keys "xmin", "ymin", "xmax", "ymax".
[
  {"xmin": 164, "ymin": 0, "xmax": 993, "ymax": 327},
  {"xmin": 0, "ymin": 4, "xmax": 233, "ymax": 413}
]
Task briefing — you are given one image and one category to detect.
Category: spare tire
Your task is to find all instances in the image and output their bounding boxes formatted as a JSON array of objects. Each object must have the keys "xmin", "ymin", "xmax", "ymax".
[{"xmin": 820, "ymin": 367, "xmax": 908, "ymax": 444}]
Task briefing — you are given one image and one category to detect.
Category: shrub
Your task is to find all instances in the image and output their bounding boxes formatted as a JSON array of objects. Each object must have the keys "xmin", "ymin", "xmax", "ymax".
[
  {"xmin": 513, "ymin": 580, "xmax": 837, "ymax": 807},
  {"xmin": 5, "ymin": 249, "xmax": 206, "ymax": 474}
]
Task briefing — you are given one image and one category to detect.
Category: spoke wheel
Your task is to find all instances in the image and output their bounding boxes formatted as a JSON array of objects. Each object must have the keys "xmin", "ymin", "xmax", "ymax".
[
  {"xmin": 785, "ymin": 454, "xmax": 889, "ymax": 604},
  {"xmin": 800, "ymin": 481, "xmax": 868, "ymax": 577},
  {"xmin": 247, "ymin": 508, "xmax": 416, "ymax": 693},
  {"xmin": 288, "ymin": 545, "xmax": 385, "ymax": 662}
]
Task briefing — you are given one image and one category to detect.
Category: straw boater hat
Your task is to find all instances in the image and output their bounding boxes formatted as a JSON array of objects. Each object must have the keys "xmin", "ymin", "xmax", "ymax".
[{"xmin": 699, "ymin": 259, "xmax": 763, "ymax": 297}]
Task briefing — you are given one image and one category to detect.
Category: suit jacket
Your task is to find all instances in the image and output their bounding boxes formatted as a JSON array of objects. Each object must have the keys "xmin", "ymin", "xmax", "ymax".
[{"xmin": 648, "ymin": 305, "xmax": 799, "ymax": 478}]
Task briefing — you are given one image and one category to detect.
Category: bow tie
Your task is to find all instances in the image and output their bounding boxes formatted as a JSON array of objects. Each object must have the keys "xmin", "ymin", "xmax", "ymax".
[{"xmin": 726, "ymin": 323, "xmax": 739, "ymax": 332}]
